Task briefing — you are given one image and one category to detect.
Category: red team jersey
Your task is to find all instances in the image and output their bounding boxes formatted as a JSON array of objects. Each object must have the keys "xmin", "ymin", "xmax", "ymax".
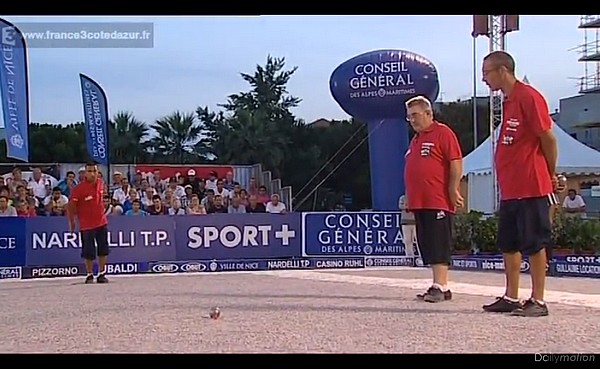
[
  {"xmin": 404, "ymin": 121, "xmax": 463, "ymax": 213},
  {"xmin": 494, "ymin": 81, "xmax": 553, "ymax": 201},
  {"xmin": 69, "ymin": 179, "xmax": 108, "ymax": 231}
]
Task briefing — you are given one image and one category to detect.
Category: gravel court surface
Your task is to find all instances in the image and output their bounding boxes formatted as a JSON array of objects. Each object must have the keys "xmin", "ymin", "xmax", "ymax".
[{"xmin": 0, "ymin": 269, "xmax": 598, "ymax": 354}]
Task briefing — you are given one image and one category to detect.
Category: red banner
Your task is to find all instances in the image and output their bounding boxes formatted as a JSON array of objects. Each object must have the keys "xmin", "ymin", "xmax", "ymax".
[{"xmin": 134, "ymin": 165, "xmax": 234, "ymax": 180}]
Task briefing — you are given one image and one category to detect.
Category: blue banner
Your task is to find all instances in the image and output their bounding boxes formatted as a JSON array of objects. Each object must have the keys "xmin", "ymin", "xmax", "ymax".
[
  {"xmin": 25, "ymin": 216, "xmax": 177, "ymax": 266},
  {"xmin": 450, "ymin": 255, "xmax": 550, "ymax": 275},
  {"xmin": 302, "ymin": 212, "xmax": 406, "ymax": 257},
  {"xmin": 79, "ymin": 73, "xmax": 109, "ymax": 166},
  {"xmin": 149, "ymin": 257, "xmax": 364, "ymax": 274},
  {"xmin": 0, "ymin": 18, "xmax": 30, "ymax": 162},
  {"xmin": 5, "ymin": 212, "xmax": 599, "ymax": 281},
  {"xmin": 551, "ymin": 255, "xmax": 600, "ymax": 279},
  {"xmin": 175, "ymin": 213, "xmax": 302, "ymax": 260},
  {"xmin": 0, "ymin": 216, "xmax": 26, "ymax": 267}
]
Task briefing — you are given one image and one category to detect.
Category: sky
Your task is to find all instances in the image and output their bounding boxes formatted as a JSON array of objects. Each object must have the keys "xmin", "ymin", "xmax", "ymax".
[{"xmin": 0, "ymin": 15, "xmax": 591, "ymax": 127}]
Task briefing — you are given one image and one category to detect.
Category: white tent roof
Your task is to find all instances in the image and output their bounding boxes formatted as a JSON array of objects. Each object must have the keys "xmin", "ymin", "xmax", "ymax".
[{"xmin": 464, "ymin": 123, "xmax": 600, "ymax": 176}]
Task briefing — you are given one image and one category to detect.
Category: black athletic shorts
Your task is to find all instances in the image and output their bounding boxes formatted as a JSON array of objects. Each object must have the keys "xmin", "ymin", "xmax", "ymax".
[
  {"xmin": 414, "ymin": 209, "xmax": 454, "ymax": 266},
  {"xmin": 80, "ymin": 225, "xmax": 110, "ymax": 260},
  {"xmin": 496, "ymin": 194, "xmax": 558, "ymax": 256}
]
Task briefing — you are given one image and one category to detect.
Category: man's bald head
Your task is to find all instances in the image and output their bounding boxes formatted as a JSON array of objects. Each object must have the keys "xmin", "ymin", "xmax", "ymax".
[{"xmin": 483, "ymin": 51, "xmax": 516, "ymax": 75}]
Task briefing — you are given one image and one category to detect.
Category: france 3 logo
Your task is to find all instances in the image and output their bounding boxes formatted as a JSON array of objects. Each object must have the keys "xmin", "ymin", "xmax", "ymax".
[{"xmin": 0, "ymin": 267, "xmax": 22, "ymax": 280}]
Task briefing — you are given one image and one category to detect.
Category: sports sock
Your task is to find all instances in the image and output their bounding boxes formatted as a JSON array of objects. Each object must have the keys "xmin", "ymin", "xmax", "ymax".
[
  {"xmin": 432, "ymin": 283, "xmax": 447, "ymax": 291},
  {"xmin": 532, "ymin": 298, "xmax": 545, "ymax": 305},
  {"xmin": 503, "ymin": 295, "xmax": 519, "ymax": 303}
]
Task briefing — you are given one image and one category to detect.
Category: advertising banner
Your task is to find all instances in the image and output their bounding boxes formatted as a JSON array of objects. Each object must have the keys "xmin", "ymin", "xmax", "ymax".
[
  {"xmin": 175, "ymin": 213, "xmax": 302, "ymax": 260},
  {"xmin": 0, "ymin": 18, "xmax": 30, "ymax": 162},
  {"xmin": 149, "ymin": 257, "xmax": 364, "ymax": 274},
  {"xmin": 0, "ymin": 217, "xmax": 26, "ymax": 267},
  {"xmin": 79, "ymin": 73, "xmax": 110, "ymax": 166},
  {"xmin": 5, "ymin": 211, "xmax": 599, "ymax": 281},
  {"xmin": 302, "ymin": 212, "xmax": 406, "ymax": 257},
  {"xmin": 25, "ymin": 216, "xmax": 177, "ymax": 266},
  {"xmin": 450, "ymin": 255, "xmax": 548, "ymax": 275},
  {"xmin": 551, "ymin": 255, "xmax": 600, "ymax": 279}
]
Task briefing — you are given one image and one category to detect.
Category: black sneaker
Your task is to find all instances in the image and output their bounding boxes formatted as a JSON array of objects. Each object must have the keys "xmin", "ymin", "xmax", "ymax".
[
  {"xmin": 511, "ymin": 298, "xmax": 549, "ymax": 317},
  {"xmin": 417, "ymin": 287, "xmax": 452, "ymax": 301},
  {"xmin": 482, "ymin": 296, "xmax": 522, "ymax": 313},
  {"xmin": 96, "ymin": 274, "xmax": 109, "ymax": 284},
  {"xmin": 85, "ymin": 274, "xmax": 94, "ymax": 284}
]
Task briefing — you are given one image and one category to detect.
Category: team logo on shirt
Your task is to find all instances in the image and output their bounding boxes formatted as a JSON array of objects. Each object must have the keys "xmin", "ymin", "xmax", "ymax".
[
  {"xmin": 506, "ymin": 118, "xmax": 520, "ymax": 132},
  {"xmin": 501, "ymin": 135, "xmax": 514, "ymax": 145},
  {"xmin": 420, "ymin": 142, "xmax": 434, "ymax": 157}
]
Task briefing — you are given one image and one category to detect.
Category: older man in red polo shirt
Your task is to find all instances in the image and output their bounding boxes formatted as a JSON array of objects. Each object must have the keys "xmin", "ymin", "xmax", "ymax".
[
  {"xmin": 404, "ymin": 95, "xmax": 464, "ymax": 303},
  {"xmin": 481, "ymin": 51, "xmax": 559, "ymax": 317},
  {"xmin": 68, "ymin": 162, "xmax": 110, "ymax": 284}
]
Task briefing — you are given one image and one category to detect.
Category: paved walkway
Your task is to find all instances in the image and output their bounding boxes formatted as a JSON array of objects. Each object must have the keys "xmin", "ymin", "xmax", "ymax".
[{"xmin": 0, "ymin": 267, "xmax": 598, "ymax": 353}]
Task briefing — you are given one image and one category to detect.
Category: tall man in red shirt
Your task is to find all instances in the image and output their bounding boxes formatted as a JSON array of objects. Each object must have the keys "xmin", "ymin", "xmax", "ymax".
[
  {"xmin": 68, "ymin": 162, "xmax": 110, "ymax": 284},
  {"xmin": 481, "ymin": 51, "xmax": 559, "ymax": 317},
  {"xmin": 404, "ymin": 96, "xmax": 464, "ymax": 303}
]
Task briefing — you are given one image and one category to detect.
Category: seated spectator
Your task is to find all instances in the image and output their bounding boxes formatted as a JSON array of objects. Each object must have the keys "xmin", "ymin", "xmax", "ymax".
[
  {"xmin": 162, "ymin": 189, "xmax": 175, "ymax": 211},
  {"xmin": 238, "ymin": 189, "xmax": 249, "ymax": 207},
  {"xmin": 266, "ymin": 194, "xmax": 286, "ymax": 214},
  {"xmin": 56, "ymin": 171, "xmax": 77, "ymax": 198},
  {"xmin": 257, "ymin": 185, "xmax": 270, "ymax": 204},
  {"xmin": 246, "ymin": 195, "xmax": 266, "ymax": 213},
  {"xmin": 0, "ymin": 195, "xmax": 17, "ymax": 216},
  {"xmin": 0, "ymin": 186, "xmax": 11, "ymax": 206},
  {"xmin": 224, "ymin": 171, "xmax": 237, "ymax": 191},
  {"xmin": 112, "ymin": 177, "xmax": 131, "ymax": 205},
  {"xmin": 166, "ymin": 176, "xmax": 185, "ymax": 199},
  {"xmin": 215, "ymin": 180, "xmax": 231, "ymax": 206},
  {"xmin": 14, "ymin": 184, "xmax": 29, "ymax": 204},
  {"xmin": 228, "ymin": 196, "xmax": 246, "ymax": 214},
  {"xmin": 141, "ymin": 186, "xmax": 155, "ymax": 209},
  {"xmin": 122, "ymin": 187, "xmax": 141, "ymax": 213},
  {"xmin": 43, "ymin": 187, "xmax": 69, "ymax": 216},
  {"xmin": 181, "ymin": 185, "xmax": 194, "ymax": 209},
  {"xmin": 7, "ymin": 167, "xmax": 27, "ymax": 195},
  {"xmin": 207, "ymin": 194, "xmax": 227, "ymax": 214},
  {"xmin": 247, "ymin": 176, "xmax": 259, "ymax": 196},
  {"xmin": 16, "ymin": 199, "xmax": 36, "ymax": 217},
  {"xmin": 201, "ymin": 189, "xmax": 215, "ymax": 209},
  {"xmin": 125, "ymin": 199, "xmax": 148, "ymax": 216},
  {"xmin": 103, "ymin": 195, "xmax": 117, "ymax": 216},
  {"xmin": 147, "ymin": 194, "xmax": 167, "ymax": 215},
  {"xmin": 187, "ymin": 195, "xmax": 206, "ymax": 215},
  {"xmin": 169, "ymin": 198, "xmax": 186, "ymax": 215},
  {"xmin": 563, "ymin": 189, "xmax": 586, "ymax": 218}
]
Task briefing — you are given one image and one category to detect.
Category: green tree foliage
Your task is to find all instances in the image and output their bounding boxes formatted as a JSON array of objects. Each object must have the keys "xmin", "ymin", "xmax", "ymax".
[{"xmin": 0, "ymin": 57, "xmax": 485, "ymax": 210}]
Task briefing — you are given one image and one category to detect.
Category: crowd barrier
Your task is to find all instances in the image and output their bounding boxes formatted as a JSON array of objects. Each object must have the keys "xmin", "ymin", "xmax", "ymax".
[{"xmin": 0, "ymin": 212, "xmax": 598, "ymax": 280}]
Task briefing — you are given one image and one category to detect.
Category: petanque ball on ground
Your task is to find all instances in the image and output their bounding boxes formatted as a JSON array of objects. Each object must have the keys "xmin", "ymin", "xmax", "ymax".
[{"xmin": 209, "ymin": 307, "xmax": 221, "ymax": 320}]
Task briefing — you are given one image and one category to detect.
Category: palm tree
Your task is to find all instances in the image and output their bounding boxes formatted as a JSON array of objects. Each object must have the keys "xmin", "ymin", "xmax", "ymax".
[
  {"xmin": 109, "ymin": 111, "xmax": 149, "ymax": 163},
  {"xmin": 150, "ymin": 111, "xmax": 202, "ymax": 163}
]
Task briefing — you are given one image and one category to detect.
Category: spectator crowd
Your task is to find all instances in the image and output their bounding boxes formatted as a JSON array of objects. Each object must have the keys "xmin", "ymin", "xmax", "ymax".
[{"xmin": 0, "ymin": 167, "xmax": 288, "ymax": 217}]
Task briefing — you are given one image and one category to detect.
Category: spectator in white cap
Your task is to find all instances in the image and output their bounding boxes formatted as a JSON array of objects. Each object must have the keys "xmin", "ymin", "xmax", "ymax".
[
  {"xmin": 77, "ymin": 166, "xmax": 86, "ymax": 183},
  {"xmin": 183, "ymin": 168, "xmax": 203, "ymax": 195}
]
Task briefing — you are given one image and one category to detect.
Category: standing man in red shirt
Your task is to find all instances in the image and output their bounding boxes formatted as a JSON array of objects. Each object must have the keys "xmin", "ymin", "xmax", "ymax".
[
  {"xmin": 68, "ymin": 162, "xmax": 110, "ymax": 284},
  {"xmin": 404, "ymin": 96, "xmax": 464, "ymax": 303},
  {"xmin": 481, "ymin": 51, "xmax": 559, "ymax": 317}
]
